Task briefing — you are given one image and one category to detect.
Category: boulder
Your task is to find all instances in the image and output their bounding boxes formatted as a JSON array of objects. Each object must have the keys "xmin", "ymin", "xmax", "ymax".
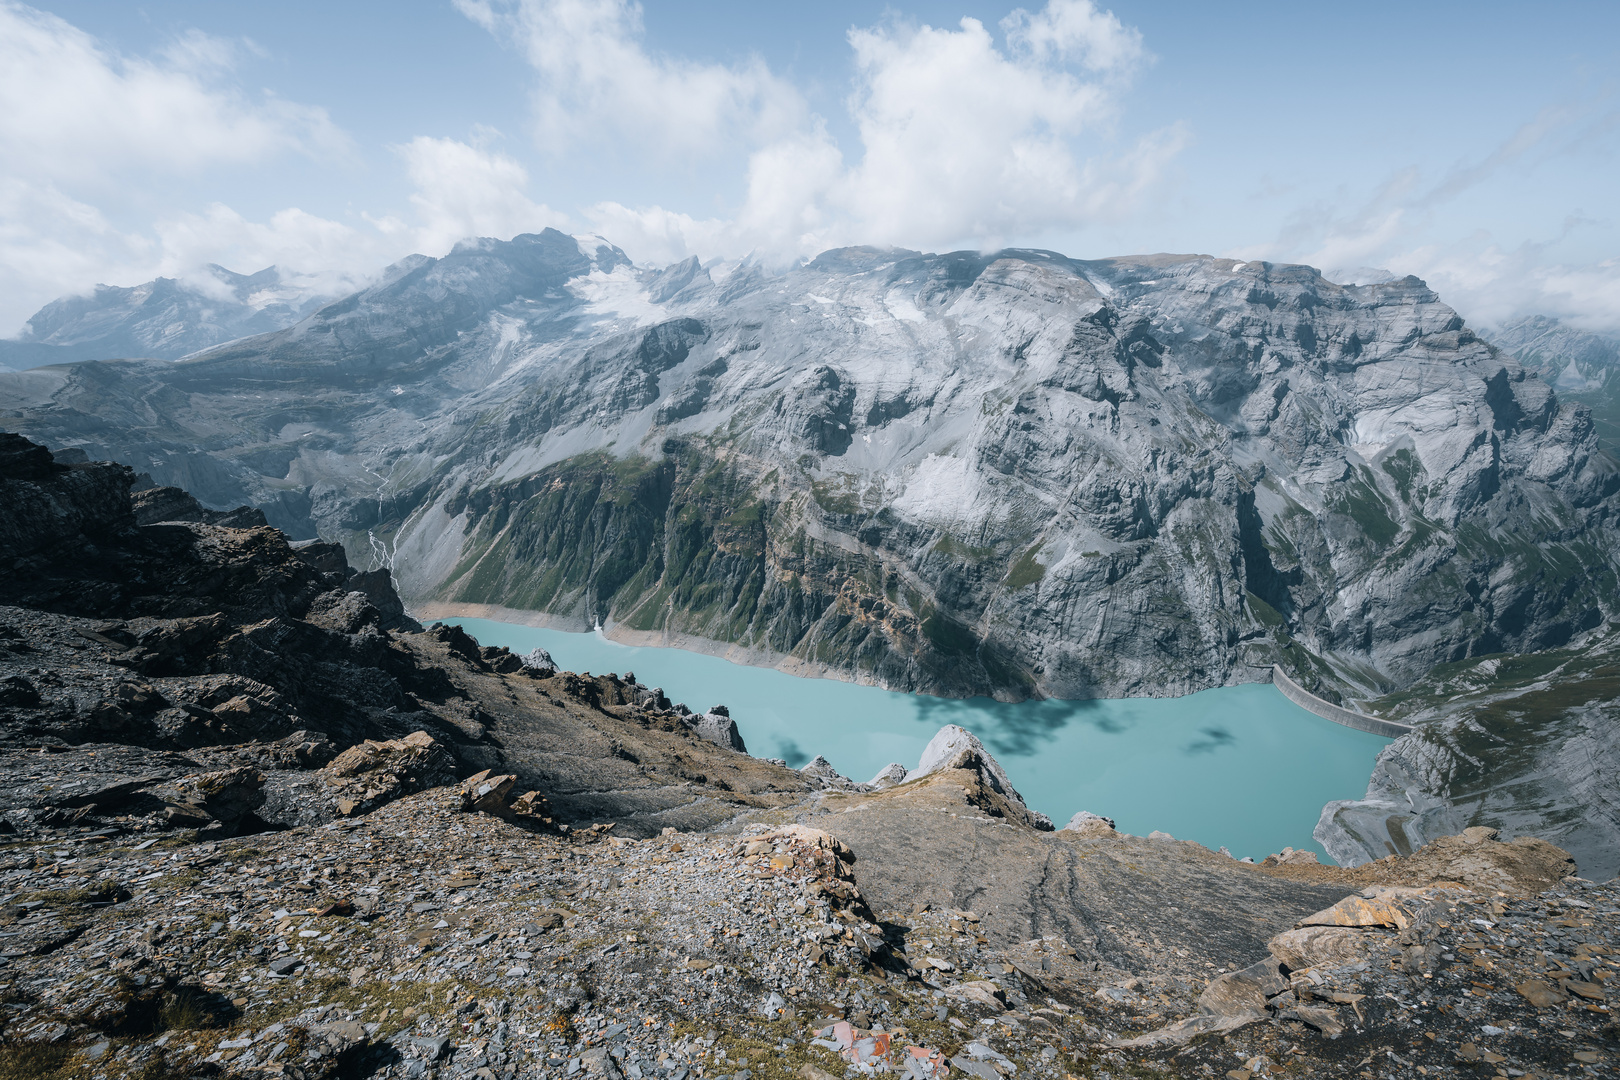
[
  {"xmin": 346, "ymin": 568, "xmax": 413, "ymax": 630},
  {"xmin": 456, "ymin": 768, "xmax": 555, "ymax": 827},
  {"xmin": 1267, "ymin": 925, "xmax": 1376, "ymax": 970},
  {"xmin": 1261, "ymin": 846, "xmax": 1321, "ymax": 867},
  {"xmin": 522, "ymin": 647, "xmax": 558, "ymax": 675},
  {"xmin": 802, "ymin": 755, "xmax": 860, "ymax": 790},
  {"xmin": 910, "ymin": 725, "xmax": 1052, "ymax": 829},
  {"xmin": 944, "ymin": 981, "xmax": 1005, "ymax": 1010},
  {"xmin": 685, "ymin": 710, "xmax": 747, "ymax": 754},
  {"xmin": 459, "ymin": 771, "xmax": 518, "ymax": 814},
  {"xmin": 1063, "ymin": 811, "xmax": 1116, "ymax": 835},
  {"xmin": 913, "ymin": 725, "xmax": 1022, "ymax": 801},
  {"xmin": 868, "ymin": 763, "xmax": 908, "ymax": 789},
  {"xmin": 1296, "ymin": 887, "xmax": 1424, "ymax": 930},
  {"xmin": 321, "ymin": 731, "xmax": 455, "ymax": 817},
  {"xmin": 156, "ymin": 767, "xmax": 265, "ymax": 834},
  {"xmin": 1198, "ymin": 957, "xmax": 1288, "ymax": 1016}
]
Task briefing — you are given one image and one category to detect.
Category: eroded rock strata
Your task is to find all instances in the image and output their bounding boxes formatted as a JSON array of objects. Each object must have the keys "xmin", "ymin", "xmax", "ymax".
[{"xmin": 1, "ymin": 436, "xmax": 1616, "ymax": 1079}]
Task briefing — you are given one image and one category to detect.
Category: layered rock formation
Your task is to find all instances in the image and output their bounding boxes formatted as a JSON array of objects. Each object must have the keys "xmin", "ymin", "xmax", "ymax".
[{"xmin": 3, "ymin": 234, "xmax": 1614, "ymax": 708}]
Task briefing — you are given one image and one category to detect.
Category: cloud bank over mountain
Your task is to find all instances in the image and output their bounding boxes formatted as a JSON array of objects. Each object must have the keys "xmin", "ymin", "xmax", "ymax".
[{"xmin": 0, "ymin": 0, "xmax": 1615, "ymax": 336}]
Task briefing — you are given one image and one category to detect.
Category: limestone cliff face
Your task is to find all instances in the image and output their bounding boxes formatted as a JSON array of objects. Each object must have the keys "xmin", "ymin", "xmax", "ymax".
[{"xmin": 3, "ymin": 233, "xmax": 1616, "ymax": 701}]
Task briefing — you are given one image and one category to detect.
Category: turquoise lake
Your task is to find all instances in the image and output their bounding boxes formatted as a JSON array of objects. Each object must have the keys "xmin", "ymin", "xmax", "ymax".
[{"xmin": 446, "ymin": 617, "xmax": 1389, "ymax": 863}]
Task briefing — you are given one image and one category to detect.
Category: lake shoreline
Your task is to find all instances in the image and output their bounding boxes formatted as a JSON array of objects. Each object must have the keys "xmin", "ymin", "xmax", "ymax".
[
  {"xmin": 434, "ymin": 614, "xmax": 1393, "ymax": 864},
  {"xmin": 413, "ymin": 600, "xmax": 1270, "ymax": 705}
]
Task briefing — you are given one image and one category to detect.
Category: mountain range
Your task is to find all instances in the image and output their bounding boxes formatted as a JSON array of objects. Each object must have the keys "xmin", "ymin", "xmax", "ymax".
[
  {"xmin": 0, "ymin": 263, "xmax": 338, "ymax": 372},
  {"xmin": 3, "ymin": 230, "xmax": 1614, "ymax": 706},
  {"xmin": 3, "ymin": 231, "xmax": 1619, "ymax": 872}
]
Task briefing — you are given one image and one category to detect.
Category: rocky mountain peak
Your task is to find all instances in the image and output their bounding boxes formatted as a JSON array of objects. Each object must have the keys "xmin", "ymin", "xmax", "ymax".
[{"xmin": 2, "ymin": 241, "xmax": 1616, "ymax": 709}]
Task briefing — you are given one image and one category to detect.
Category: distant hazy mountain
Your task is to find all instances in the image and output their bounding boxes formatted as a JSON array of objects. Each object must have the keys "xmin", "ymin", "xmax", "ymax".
[
  {"xmin": 1483, "ymin": 314, "xmax": 1620, "ymax": 392},
  {"xmin": 0, "ymin": 265, "xmax": 340, "ymax": 371},
  {"xmin": 2, "ymin": 229, "xmax": 1614, "ymax": 711},
  {"xmin": 1482, "ymin": 315, "xmax": 1620, "ymax": 454}
]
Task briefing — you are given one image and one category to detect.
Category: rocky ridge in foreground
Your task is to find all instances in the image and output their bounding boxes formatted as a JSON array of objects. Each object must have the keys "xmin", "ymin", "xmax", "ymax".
[{"xmin": 0, "ymin": 437, "xmax": 1615, "ymax": 1080}]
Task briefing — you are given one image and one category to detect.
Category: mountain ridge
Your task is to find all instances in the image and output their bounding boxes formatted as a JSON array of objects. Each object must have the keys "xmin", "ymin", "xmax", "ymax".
[
  {"xmin": 0, "ymin": 263, "xmax": 341, "ymax": 372},
  {"xmin": 1, "ymin": 230, "xmax": 1615, "ymax": 708}
]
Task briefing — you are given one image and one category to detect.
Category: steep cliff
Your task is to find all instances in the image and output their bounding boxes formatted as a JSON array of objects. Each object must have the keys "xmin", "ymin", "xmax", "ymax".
[{"xmin": 2, "ymin": 234, "xmax": 1616, "ymax": 704}]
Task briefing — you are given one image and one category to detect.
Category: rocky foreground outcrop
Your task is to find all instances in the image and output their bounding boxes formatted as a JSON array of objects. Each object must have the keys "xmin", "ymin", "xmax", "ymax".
[
  {"xmin": 0, "ymin": 434, "xmax": 815, "ymax": 842},
  {"xmin": 0, "ymin": 436, "xmax": 1615, "ymax": 1079}
]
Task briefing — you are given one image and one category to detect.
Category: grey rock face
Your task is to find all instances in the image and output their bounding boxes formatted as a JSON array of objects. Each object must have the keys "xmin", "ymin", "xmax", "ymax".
[
  {"xmin": 686, "ymin": 710, "xmax": 747, "ymax": 754},
  {"xmin": 3, "ymin": 235, "xmax": 1616, "ymax": 707},
  {"xmin": 868, "ymin": 762, "xmax": 908, "ymax": 789},
  {"xmin": 1315, "ymin": 627, "xmax": 1620, "ymax": 881}
]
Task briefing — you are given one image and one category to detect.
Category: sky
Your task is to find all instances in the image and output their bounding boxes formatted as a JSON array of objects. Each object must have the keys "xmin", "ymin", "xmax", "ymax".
[{"xmin": 1, "ymin": 0, "xmax": 1618, "ymax": 336}]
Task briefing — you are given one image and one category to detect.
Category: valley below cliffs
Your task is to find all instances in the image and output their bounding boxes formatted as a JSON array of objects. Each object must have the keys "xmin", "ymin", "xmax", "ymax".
[{"xmin": 1, "ymin": 231, "xmax": 1615, "ymax": 708}]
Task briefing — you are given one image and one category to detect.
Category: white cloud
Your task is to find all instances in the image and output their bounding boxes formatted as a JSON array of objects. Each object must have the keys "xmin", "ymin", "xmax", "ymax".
[
  {"xmin": 473, "ymin": 0, "xmax": 1177, "ymax": 263},
  {"xmin": 831, "ymin": 10, "xmax": 1170, "ymax": 251},
  {"xmin": 455, "ymin": 0, "xmax": 804, "ymax": 161},
  {"xmin": 1001, "ymin": 0, "xmax": 1145, "ymax": 73},
  {"xmin": 1236, "ymin": 109, "xmax": 1620, "ymax": 334},
  {"xmin": 152, "ymin": 204, "xmax": 379, "ymax": 299},
  {"xmin": 0, "ymin": 2, "xmax": 347, "ymax": 186},
  {"xmin": 0, "ymin": 0, "xmax": 587, "ymax": 333},
  {"xmin": 1, "ymin": 0, "xmax": 1180, "ymax": 333},
  {"xmin": 0, "ymin": 1, "xmax": 363, "ymax": 331},
  {"xmin": 397, "ymin": 135, "xmax": 572, "ymax": 256},
  {"xmin": 1397, "ymin": 241, "xmax": 1620, "ymax": 334},
  {"xmin": 582, "ymin": 202, "xmax": 730, "ymax": 268},
  {"xmin": 0, "ymin": 177, "xmax": 150, "ymax": 296},
  {"xmin": 0, "ymin": 131, "xmax": 576, "ymax": 334}
]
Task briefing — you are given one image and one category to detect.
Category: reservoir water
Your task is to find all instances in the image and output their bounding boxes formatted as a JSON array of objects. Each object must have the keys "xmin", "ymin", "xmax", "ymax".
[{"xmin": 446, "ymin": 617, "xmax": 1390, "ymax": 863}]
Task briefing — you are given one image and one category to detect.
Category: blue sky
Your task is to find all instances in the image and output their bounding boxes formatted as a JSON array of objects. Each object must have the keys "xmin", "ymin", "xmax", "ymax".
[{"xmin": 2, "ymin": 0, "xmax": 1617, "ymax": 334}]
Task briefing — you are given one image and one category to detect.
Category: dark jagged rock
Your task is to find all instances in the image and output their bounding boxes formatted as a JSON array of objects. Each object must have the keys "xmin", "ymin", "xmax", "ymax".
[
  {"xmin": 0, "ymin": 431, "xmax": 135, "ymax": 561},
  {"xmin": 131, "ymin": 485, "xmax": 269, "ymax": 528},
  {"xmin": 0, "ymin": 433, "xmax": 810, "ymax": 844}
]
